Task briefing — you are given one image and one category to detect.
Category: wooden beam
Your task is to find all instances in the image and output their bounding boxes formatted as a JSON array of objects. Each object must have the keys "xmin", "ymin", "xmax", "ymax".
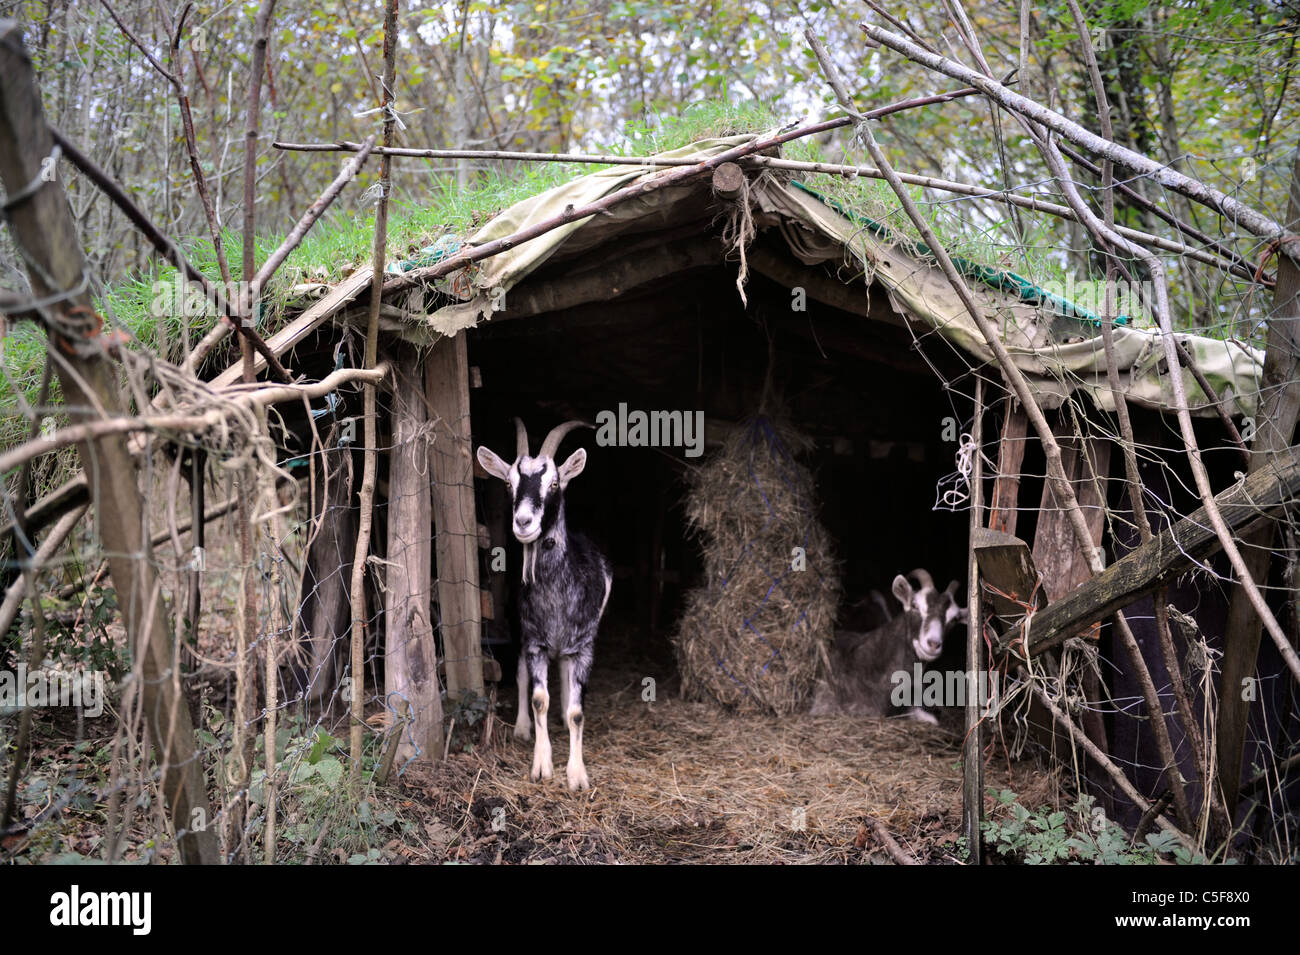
[
  {"xmin": 972, "ymin": 527, "xmax": 1044, "ymax": 622},
  {"xmin": 207, "ymin": 268, "xmax": 373, "ymax": 388},
  {"xmin": 998, "ymin": 450, "xmax": 1300, "ymax": 659},
  {"xmin": 384, "ymin": 350, "xmax": 444, "ymax": 763},
  {"xmin": 426, "ymin": 332, "xmax": 484, "ymax": 696},
  {"xmin": 493, "ymin": 237, "xmax": 720, "ymax": 322},
  {"xmin": 746, "ymin": 246, "xmax": 906, "ymax": 328}
]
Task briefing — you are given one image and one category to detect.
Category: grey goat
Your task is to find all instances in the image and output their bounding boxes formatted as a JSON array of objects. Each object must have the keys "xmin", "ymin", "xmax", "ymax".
[
  {"xmin": 477, "ymin": 419, "xmax": 611, "ymax": 791},
  {"xmin": 810, "ymin": 569, "xmax": 966, "ymax": 723}
]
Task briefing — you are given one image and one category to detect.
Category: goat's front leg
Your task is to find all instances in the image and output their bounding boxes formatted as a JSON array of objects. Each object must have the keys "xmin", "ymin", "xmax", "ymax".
[
  {"xmin": 513, "ymin": 652, "xmax": 531, "ymax": 741},
  {"xmin": 560, "ymin": 654, "xmax": 590, "ymax": 791},
  {"xmin": 526, "ymin": 646, "xmax": 553, "ymax": 782}
]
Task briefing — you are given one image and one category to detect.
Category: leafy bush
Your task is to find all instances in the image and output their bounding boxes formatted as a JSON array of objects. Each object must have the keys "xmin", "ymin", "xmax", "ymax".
[{"xmin": 982, "ymin": 789, "xmax": 1210, "ymax": 865}]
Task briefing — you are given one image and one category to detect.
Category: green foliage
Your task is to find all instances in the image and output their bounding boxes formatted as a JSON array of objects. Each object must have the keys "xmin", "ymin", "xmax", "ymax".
[
  {"xmin": 982, "ymin": 789, "xmax": 1212, "ymax": 865},
  {"xmin": 246, "ymin": 719, "xmax": 413, "ymax": 863},
  {"xmin": 443, "ymin": 688, "xmax": 493, "ymax": 755},
  {"xmin": 3, "ymin": 586, "xmax": 126, "ymax": 678}
]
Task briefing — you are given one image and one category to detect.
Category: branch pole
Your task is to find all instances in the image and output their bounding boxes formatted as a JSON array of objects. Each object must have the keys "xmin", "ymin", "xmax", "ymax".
[{"xmin": 349, "ymin": 0, "xmax": 399, "ymax": 791}]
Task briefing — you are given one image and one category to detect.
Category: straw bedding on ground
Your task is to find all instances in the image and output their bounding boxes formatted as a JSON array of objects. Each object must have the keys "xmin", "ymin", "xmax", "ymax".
[{"xmin": 395, "ymin": 664, "xmax": 1057, "ymax": 864}]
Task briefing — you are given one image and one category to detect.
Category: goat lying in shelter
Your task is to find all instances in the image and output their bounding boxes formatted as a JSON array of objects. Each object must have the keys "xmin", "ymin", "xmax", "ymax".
[
  {"xmin": 810, "ymin": 569, "xmax": 967, "ymax": 724},
  {"xmin": 476, "ymin": 419, "xmax": 611, "ymax": 791}
]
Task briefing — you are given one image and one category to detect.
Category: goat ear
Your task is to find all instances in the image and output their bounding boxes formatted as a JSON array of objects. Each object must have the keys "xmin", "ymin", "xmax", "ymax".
[
  {"xmin": 945, "ymin": 580, "xmax": 960, "ymax": 596},
  {"xmin": 558, "ymin": 447, "xmax": 587, "ymax": 487},
  {"xmin": 891, "ymin": 574, "xmax": 915, "ymax": 609},
  {"xmin": 476, "ymin": 446, "xmax": 511, "ymax": 482}
]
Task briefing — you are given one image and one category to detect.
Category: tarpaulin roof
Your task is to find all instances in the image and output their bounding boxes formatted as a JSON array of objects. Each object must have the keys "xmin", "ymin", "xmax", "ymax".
[{"xmin": 423, "ymin": 132, "xmax": 1263, "ymax": 419}]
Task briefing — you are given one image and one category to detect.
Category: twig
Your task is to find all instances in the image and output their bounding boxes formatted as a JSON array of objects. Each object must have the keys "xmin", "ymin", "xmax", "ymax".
[
  {"xmin": 1028, "ymin": 675, "xmax": 1195, "ymax": 850},
  {"xmin": 1058, "ymin": 142, "xmax": 1273, "ymax": 287},
  {"xmin": 866, "ymin": 816, "xmax": 920, "ymax": 864},
  {"xmin": 49, "ymin": 129, "xmax": 293, "ymax": 384},
  {"xmin": 1174, "ymin": 338, "xmax": 1251, "ymax": 464},
  {"xmin": 744, "ymin": 156, "xmax": 1254, "ymax": 278},
  {"xmin": 0, "ymin": 504, "xmax": 88, "ymax": 655},
  {"xmin": 249, "ymin": 137, "xmax": 376, "ymax": 298},
  {"xmin": 241, "ymin": 0, "xmax": 279, "ymax": 383},
  {"xmin": 858, "ymin": 22, "xmax": 1299, "ymax": 255},
  {"xmin": 0, "ymin": 365, "xmax": 388, "ymax": 475}
]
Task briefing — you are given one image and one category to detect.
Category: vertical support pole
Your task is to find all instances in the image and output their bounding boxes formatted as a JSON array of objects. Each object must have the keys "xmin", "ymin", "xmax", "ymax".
[
  {"xmin": 426, "ymin": 332, "xmax": 484, "ymax": 697},
  {"xmin": 386, "ymin": 349, "xmax": 444, "ymax": 763},
  {"xmin": 963, "ymin": 376, "xmax": 985, "ymax": 862}
]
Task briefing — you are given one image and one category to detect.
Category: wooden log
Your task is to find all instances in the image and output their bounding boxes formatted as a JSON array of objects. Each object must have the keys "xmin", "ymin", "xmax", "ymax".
[
  {"xmin": 998, "ymin": 450, "xmax": 1300, "ymax": 659},
  {"xmin": 711, "ymin": 161, "xmax": 746, "ymax": 199},
  {"xmin": 426, "ymin": 332, "xmax": 484, "ymax": 696},
  {"xmin": 987, "ymin": 398, "xmax": 1028, "ymax": 536},
  {"xmin": 0, "ymin": 21, "xmax": 216, "ymax": 862},
  {"xmin": 384, "ymin": 350, "xmax": 444, "ymax": 764}
]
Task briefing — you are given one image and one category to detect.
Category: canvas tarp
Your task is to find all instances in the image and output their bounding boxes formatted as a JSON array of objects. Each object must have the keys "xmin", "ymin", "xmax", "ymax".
[{"xmin": 424, "ymin": 132, "xmax": 1264, "ymax": 419}]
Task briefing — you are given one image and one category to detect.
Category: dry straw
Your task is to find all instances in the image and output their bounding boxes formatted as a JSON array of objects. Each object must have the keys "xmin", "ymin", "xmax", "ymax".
[{"xmin": 673, "ymin": 416, "xmax": 840, "ymax": 714}]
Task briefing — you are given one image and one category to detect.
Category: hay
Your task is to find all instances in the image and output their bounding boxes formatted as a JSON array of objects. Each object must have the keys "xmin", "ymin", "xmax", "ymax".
[{"xmin": 672, "ymin": 416, "xmax": 841, "ymax": 715}]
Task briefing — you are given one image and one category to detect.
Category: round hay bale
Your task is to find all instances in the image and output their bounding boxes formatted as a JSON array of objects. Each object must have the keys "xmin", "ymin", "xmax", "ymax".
[{"xmin": 673, "ymin": 416, "xmax": 840, "ymax": 714}]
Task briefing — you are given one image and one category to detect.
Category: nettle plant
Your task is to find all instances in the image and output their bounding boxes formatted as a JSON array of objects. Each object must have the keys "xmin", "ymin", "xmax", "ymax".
[{"xmin": 981, "ymin": 790, "xmax": 1211, "ymax": 865}]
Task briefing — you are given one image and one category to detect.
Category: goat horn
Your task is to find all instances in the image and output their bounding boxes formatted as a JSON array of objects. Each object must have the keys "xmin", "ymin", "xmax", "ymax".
[
  {"xmin": 539, "ymin": 420, "xmax": 590, "ymax": 460},
  {"xmin": 514, "ymin": 417, "xmax": 530, "ymax": 459},
  {"xmin": 908, "ymin": 568, "xmax": 935, "ymax": 590}
]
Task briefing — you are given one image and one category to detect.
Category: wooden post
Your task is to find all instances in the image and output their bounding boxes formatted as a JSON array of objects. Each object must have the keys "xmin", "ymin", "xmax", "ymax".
[
  {"xmin": 1031, "ymin": 414, "xmax": 1111, "ymax": 754},
  {"xmin": 0, "ymin": 21, "xmax": 216, "ymax": 863},
  {"xmin": 385, "ymin": 350, "xmax": 444, "ymax": 763},
  {"xmin": 295, "ymin": 433, "xmax": 355, "ymax": 718},
  {"xmin": 426, "ymin": 333, "xmax": 484, "ymax": 696},
  {"xmin": 963, "ymin": 377, "xmax": 986, "ymax": 862},
  {"xmin": 987, "ymin": 395, "xmax": 1028, "ymax": 536}
]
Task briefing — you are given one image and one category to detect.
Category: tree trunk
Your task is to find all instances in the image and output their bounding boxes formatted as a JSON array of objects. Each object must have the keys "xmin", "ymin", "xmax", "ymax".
[
  {"xmin": 0, "ymin": 21, "xmax": 216, "ymax": 864},
  {"xmin": 1216, "ymin": 146, "xmax": 1300, "ymax": 824}
]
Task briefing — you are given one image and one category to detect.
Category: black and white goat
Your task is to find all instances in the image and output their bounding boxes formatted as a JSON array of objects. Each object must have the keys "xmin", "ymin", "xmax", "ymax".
[
  {"xmin": 476, "ymin": 419, "xmax": 611, "ymax": 791},
  {"xmin": 810, "ymin": 569, "xmax": 966, "ymax": 724}
]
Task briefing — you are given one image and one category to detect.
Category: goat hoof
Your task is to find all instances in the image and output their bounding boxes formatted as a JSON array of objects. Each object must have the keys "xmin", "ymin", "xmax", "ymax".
[
  {"xmin": 513, "ymin": 721, "xmax": 531, "ymax": 741},
  {"xmin": 530, "ymin": 761, "xmax": 554, "ymax": 782},
  {"xmin": 566, "ymin": 764, "xmax": 589, "ymax": 792}
]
